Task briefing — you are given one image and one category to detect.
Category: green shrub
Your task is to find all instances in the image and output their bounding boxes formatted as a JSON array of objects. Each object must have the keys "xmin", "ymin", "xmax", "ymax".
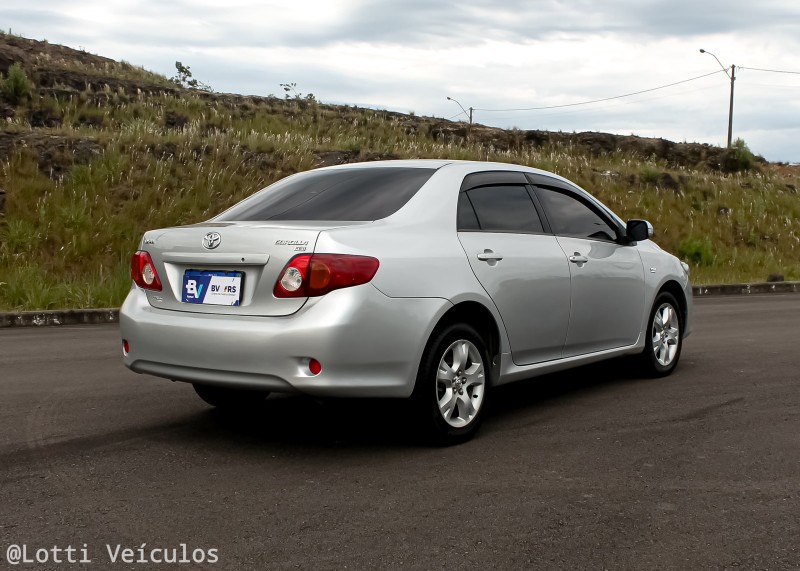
[
  {"xmin": 640, "ymin": 165, "xmax": 661, "ymax": 185},
  {"xmin": 721, "ymin": 138, "xmax": 757, "ymax": 172},
  {"xmin": 677, "ymin": 238, "xmax": 715, "ymax": 266},
  {"xmin": 0, "ymin": 62, "xmax": 34, "ymax": 105}
]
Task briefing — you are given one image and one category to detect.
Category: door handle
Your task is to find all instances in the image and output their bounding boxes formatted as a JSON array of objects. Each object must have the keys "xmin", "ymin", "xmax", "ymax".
[
  {"xmin": 569, "ymin": 253, "xmax": 589, "ymax": 264},
  {"xmin": 477, "ymin": 250, "xmax": 503, "ymax": 262}
]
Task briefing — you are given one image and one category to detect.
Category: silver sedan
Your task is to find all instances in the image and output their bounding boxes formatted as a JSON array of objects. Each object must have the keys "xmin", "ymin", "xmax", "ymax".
[{"xmin": 121, "ymin": 160, "xmax": 691, "ymax": 444}]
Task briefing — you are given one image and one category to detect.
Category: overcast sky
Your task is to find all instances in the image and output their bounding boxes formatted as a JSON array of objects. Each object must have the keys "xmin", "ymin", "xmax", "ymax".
[{"xmin": 4, "ymin": 1, "xmax": 800, "ymax": 161}]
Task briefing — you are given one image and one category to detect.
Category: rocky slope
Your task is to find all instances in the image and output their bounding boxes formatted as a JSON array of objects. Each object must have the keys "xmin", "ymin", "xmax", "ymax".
[{"xmin": 0, "ymin": 33, "xmax": 781, "ymax": 176}]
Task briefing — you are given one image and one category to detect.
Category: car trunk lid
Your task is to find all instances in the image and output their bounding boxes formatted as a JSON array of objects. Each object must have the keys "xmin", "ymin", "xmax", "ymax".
[{"xmin": 138, "ymin": 221, "xmax": 367, "ymax": 316}]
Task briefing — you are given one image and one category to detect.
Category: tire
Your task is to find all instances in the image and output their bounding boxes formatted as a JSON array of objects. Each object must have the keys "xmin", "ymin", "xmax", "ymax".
[
  {"xmin": 640, "ymin": 292, "xmax": 683, "ymax": 377},
  {"xmin": 192, "ymin": 383, "xmax": 269, "ymax": 409},
  {"xmin": 411, "ymin": 323, "xmax": 491, "ymax": 445}
]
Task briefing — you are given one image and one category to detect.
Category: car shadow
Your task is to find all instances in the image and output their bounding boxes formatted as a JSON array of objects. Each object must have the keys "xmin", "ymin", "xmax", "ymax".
[
  {"xmin": 183, "ymin": 355, "xmax": 647, "ymax": 449},
  {"xmin": 488, "ymin": 355, "xmax": 644, "ymax": 412}
]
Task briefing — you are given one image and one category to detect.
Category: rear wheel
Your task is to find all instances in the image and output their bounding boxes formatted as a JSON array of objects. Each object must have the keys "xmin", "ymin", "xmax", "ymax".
[
  {"xmin": 640, "ymin": 292, "xmax": 683, "ymax": 377},
  {"xmin": 192, "ymin": 384, "xmax": 269, "ymax": 409},
  {"xmin": 411, "ymin": 323, "xmax": 490, "ymax": 445}
]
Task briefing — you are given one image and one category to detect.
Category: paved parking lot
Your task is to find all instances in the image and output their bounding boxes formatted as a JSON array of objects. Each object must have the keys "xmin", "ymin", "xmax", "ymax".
[{"xmin": 1, "ymin": 295, "xmax": 798, "ymax": 569}]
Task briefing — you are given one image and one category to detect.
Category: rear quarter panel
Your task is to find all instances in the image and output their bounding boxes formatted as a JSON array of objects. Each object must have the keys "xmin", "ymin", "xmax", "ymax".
[{"xmin": 313, "ymin": 165, "xmax": 513, "ymax": 354}]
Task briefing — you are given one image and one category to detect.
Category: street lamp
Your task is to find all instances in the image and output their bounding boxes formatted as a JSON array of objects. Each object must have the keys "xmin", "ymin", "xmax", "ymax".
[
  {"xmin": 446, "ymin": 96, "xmax": 473, "ymax": 125},
  {"xmin": 700, "ymin": 48, "xmax": 735, "ymax": 148}
]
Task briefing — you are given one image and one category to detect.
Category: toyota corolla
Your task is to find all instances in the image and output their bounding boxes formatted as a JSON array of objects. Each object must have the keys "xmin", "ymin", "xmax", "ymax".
[{"xmin": 121, "ymin": 160, "xmax": 691, "ymax": 444}]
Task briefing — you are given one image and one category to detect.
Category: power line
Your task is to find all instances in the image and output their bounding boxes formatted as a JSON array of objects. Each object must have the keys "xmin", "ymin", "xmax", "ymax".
[
  {"xmin": 526, "ymin": 84, "xmax": 722, "ymax": 119},
  {"xmin": 472, "ymin": 69, "xmax": 728, "ymax": 112},
  {"xmin": 739, "ymin": 66, "xmax": 800, "ymax": 76}
]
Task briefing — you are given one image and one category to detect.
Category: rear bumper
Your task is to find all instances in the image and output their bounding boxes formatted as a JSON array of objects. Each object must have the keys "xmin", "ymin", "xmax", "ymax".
[{"xmin": 120, "ymin": 285, "xmax": 450, "ymax": 398}]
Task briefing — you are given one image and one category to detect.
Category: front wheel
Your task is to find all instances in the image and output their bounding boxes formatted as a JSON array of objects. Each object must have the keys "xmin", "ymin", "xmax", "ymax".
[
  {"xmin": 411, "ymin": 323, "xmax": 490, "ymax": 445},
  {"xmin": 640, "ymin": 292, "xmax": 683, "ymax": 377},
  {"xmin": 192, "ymin": 384, "xmax": 269, "ymax": 409}
]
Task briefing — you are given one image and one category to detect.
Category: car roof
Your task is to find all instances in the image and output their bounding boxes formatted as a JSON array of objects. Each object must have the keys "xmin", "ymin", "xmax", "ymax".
[{"xmin": 315, "ymin": 159, "xmax": 573, "ymax": 182}]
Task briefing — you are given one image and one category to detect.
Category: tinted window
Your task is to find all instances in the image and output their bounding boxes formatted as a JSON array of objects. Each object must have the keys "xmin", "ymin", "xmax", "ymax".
[
  {"xmin": 535, "ymin": 188, "xmax": 618, "ymax": 241},
  {"xmin": 461, "ymin": 171, "xmax": 528, "ymax": 190},
  {"xmin": 457, "ymin": 193, "xmax": 480, "ymax": 230},
  {"xmin": 216, "ymin": 167, "xmax": 436, "ymax": 221},
  {"xmin": 464, "ymin": 185, "xmax": 544, "ymax": 233}
]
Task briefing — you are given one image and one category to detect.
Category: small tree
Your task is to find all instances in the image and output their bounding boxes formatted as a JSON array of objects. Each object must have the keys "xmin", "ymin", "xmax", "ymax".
[
  {"xmin": 171, "ymin": 61, "xmax": 212, "ymax": 91},
  {"xmin": 0, "ymin": 62, "xmax": 33, "ymax": 105},
  {"xmin": 280, "ymin": 82, "xmax": 315, "ymax": 102},
  {"xmin": 722, "ymin": 137, "xmax": 757, "ymax": 172}
]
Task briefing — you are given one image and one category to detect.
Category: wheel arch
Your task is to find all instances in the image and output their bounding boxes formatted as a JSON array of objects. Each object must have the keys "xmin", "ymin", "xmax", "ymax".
[
  {"xmin": 425, "ymin": 301, "xmax": 502, "ymax": 384},
  {"xmin": 657, "ymin": 280, "xmax": 689, "ymax": 336}
]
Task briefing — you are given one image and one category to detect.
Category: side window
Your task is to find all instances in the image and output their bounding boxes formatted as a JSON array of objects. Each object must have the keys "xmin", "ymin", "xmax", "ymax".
[
  {"xmin": 457, "ymin": 193, "xmax": 480, "ymax": 230},
  {"xmin": 535, "ymin": 187, "xmax": 618, "ymax": 242},
  {"xmin": 461, "ymin": 185, "xmax": 544, "ymax": 233}
]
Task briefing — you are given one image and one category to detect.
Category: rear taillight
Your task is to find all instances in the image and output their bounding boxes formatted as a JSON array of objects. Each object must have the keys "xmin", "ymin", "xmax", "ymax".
[
  {"xmin": 274, "ymin": 254, "xmax": 379, "ymax": 298},
  {"xmin": 130, "ymin": 251, "xmax": 163, "ymax": 291}
]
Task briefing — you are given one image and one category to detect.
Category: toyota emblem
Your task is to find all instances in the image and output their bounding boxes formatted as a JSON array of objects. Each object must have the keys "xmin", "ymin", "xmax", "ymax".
[{"xmin": 202, "ymin": 232, "xmax": 221, "ymax": 249}]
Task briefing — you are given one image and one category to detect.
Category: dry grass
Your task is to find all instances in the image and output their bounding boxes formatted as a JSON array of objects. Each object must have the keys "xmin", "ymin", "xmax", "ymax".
[{"xmin": 0, "ymin": 86, "xmax": 798, "ymax": 310}]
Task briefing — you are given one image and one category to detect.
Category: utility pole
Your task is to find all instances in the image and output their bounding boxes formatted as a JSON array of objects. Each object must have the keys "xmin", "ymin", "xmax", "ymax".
[
  {"xmin": 726, "ymin": 65, "xmax": 735, "ymax": 148},
  {"xmin": 700, "ymin": 49, "xmax": 735, "ymax": 148}
]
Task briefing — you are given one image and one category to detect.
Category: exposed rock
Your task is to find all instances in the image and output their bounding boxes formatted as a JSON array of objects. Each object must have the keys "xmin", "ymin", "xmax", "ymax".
[
  {"xmin": 657, "ymin": 172, "xmax": 682, "ymax": 194},
  {"xmin": 239, "ymin": 148, "xmax": 277, "ymax": 172},
  {"xmin": 0, "ymin": 131, "xmax": 103, "ymax": 178},
  {"xmin": 76, "ymin": 112, "xmax": 104, "ymax": 128},
  {"xmin": 28, "ymin": 107, "xmax": 63, "ymax": 128},
  {"xmin": 401, "ymin": 121, "xmax": 418, "ymax": 135},
  {"xmin": 164, "ymin": 110, "xmax": 189, "ymax": 129},
  {"xmin": 361, "ymin": 151, "xmax": 401, "ymax": 162},
  {"xmin": 0, "ymin": 43, "xmax": 27, "ymax": 74},
  {"xmin": 429, "ymin": 122, "xmax": 469, "ymax": 141},
  {"xmin": 0, "ymin": 35, "xmax": 114, "ymax": 74},
  {"xmin": 314, "ymin": 150, "xmax": 358, "ymax": 167},
  {"xmin": 313, "ymin": 150, "xmax": 401, "ymax": 168}
]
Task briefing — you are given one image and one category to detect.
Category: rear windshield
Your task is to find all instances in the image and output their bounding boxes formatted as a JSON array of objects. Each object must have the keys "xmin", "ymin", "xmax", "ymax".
[{"xmin": 215, "ymin": 167, "xmax": 436, "ymax": 221}]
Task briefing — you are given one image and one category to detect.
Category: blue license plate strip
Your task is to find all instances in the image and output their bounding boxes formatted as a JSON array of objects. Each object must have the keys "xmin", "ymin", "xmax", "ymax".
[{"xmin": 181, "ymin": 270, "xmax": 243, "ymax": 305}]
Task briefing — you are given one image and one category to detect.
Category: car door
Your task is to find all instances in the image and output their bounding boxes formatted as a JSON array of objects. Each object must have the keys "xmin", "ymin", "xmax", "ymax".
[
  {"xmin": 530, "ymin": 180, "xmax": 645, "ymax": 357},
  {"xmin": 456, "ymin": 172, "xmax": 571, "ymax": 365}
]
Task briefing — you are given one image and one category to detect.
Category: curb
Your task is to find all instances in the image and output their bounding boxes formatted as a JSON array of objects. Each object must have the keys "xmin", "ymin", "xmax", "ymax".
[
  {"xmin": 692, "ymin": 281, "xmax": 800, "ymax": 296},
  {"xmin": 0, "ymin": 308, "xmax": 119, "ymax": 328},
  {"xmin": 1, "ymin": 282, "xmax": 799, "ymax": 328}
]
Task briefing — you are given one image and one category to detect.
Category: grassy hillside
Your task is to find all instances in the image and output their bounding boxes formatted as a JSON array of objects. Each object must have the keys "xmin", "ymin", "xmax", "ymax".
[{"xmin": 1, "ymin": 32, "xmax": 799, "ymax": 310}]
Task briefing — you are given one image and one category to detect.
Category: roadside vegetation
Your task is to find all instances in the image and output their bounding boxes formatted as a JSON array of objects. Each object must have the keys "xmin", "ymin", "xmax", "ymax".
[{"xmin": 0, "ymin": 32, "xmax": 798, "ymax": 310}]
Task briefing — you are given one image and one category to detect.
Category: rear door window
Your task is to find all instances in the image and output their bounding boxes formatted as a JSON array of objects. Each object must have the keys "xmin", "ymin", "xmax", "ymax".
[
  {"xmin": 216, "ymin": 167, "xmax": 436, "ymax": 221},
  {"xmin": 459, "ymin": 185, "xmax": 544, "ymax": 233}
]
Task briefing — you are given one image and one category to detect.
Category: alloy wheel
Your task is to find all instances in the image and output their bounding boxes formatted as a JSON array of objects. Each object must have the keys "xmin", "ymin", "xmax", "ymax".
[
  {"xmin": 436, "ymin": 339, "xmax": 486, "ymax": 428},
  {"xmin": 651, "ymin": 303, "xmax": 680, "ymax": 367}
]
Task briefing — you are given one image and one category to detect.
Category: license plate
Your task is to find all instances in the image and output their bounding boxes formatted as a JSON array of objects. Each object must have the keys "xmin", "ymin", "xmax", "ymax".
[{"xmin": 182, "ymin": 270, "xmax": 243, "ymax": 305}]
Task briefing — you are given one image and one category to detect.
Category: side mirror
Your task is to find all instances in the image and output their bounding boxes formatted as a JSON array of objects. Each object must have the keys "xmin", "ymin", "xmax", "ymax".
[{"xmin": 626, "ymin": 219, "xmax": 653, "ymax": 242}]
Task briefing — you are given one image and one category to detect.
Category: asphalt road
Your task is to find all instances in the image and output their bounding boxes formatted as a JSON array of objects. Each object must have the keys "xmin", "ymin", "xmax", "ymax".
[{"xmin": 1, "ymin": 295, "xmax": 798, "ymax": 570}]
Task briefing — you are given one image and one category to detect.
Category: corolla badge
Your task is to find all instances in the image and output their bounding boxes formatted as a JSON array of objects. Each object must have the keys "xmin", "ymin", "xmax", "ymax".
[{"xmin": 202, "ymin": 232, "xmax": 222, "ymax": 249}]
